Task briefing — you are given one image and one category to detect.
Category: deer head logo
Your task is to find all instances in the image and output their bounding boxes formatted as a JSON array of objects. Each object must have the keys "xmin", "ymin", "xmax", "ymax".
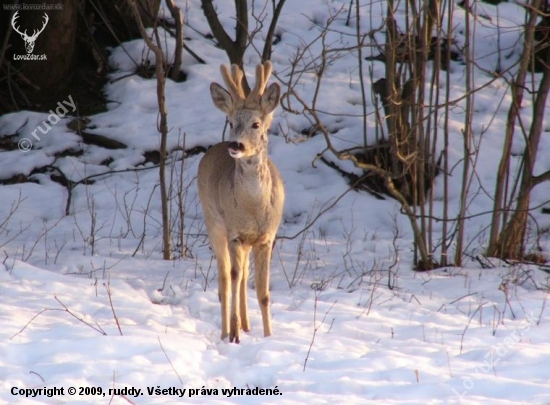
[{"xmin": 11, "ymin": 11, "xmax": 49, "ymax": 54}]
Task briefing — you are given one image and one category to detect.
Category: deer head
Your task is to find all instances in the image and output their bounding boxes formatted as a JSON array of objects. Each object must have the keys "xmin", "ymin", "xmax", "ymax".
[
  {"xmin": 209, "ymin": 62, "xmax": 280, "ymax": 159},
  {"xmin": 11, "ymin": 11, "xmax": 49, "ymax": 54}
]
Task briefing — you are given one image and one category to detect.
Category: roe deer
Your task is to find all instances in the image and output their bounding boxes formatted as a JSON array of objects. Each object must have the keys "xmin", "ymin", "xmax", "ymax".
[{"xmin": 198, "ymin": 61, "xmax": 284, "ymax": 343}]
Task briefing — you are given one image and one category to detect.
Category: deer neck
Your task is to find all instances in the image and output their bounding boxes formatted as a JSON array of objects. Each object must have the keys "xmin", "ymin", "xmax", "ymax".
[{"xmin": 232, "ymin": 149, "xmax": 272, "ymax": 205}]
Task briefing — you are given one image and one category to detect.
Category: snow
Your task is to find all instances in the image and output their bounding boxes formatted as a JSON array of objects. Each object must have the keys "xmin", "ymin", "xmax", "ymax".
[{"xmin": 1, "ymin": 0, "xmax": 550, "ymax": 404}]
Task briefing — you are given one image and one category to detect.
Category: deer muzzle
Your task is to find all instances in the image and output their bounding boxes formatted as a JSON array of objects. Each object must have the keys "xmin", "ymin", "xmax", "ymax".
[{"xmin": 228, "ymin": 142, "xmax": 245, "ymax": 158}]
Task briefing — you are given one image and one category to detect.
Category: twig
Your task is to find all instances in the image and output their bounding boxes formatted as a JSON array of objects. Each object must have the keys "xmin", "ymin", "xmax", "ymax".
[
  {"xmin": 104, "ymin": 283, "xmax": 123, "ymax": 336},
  {"xmin": 109, "ymin": 371, "xmax": 136, "ymax": 404},
  {"xmin": 278, "ymin": 186, "xmax": 355, "ymax": 241},
  {"xmin": 29, "ymin": 371, "xmax": 45, "ymax": 383},
  {"xmin": 158, "ymin": 271, "xmax": 170, "ymax": 292},
  {"xmin": 132, "ymin": 184, "xmax": 158, "ymax": 257},
  {"xmin": 108, "ymin": 371, "xmax": 116, "ymax": 405},
  {"xmin": 158, "ymin": 336, "xmax": 183, "ymax": 384},
  {"xmin": 499, "ymin": 281, "xmax": 516, "ymax": 320},
  {"xmin": 460, "ymin": 304, "xmax": 484, "ymax": 354},
  {"xmin": 10, "ymin": 296, "xmax": 107, "ymax": 340},
  {"xmin": 387, "ymin": 214, "xmax": 400, "ymax": 290},
  {"xmin": 537, "ymin": 290, "xmax": 548, "ymax": 326},
  {"xmin": 492, "ymin": 306, "xmax": 502, "ymax": 336},
  {"xmin": 303, "ymin": 295, "xmax": 336, "ymax": 371},
  {"xmin": 445, "ymin": 348, "xmax": 453, "ymax": 377},
  {"xmin": 54, "ymin": 296, "xmax": 107, "ymax": 335},
  {"xmin": 449, "ymin": 292, "xmax": 478, "ymax": 305}
]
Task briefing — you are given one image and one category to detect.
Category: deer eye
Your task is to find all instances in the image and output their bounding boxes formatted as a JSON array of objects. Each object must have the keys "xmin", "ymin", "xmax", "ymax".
[{"xmin": 251, "ymin": 122, "xmax": 260, "ymax": 129}]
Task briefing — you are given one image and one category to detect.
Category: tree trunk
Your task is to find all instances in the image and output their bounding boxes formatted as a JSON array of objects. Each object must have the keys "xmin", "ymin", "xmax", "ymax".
[
  {"xmin": 487, "ymin": 2, "xmax": 550, "ymax": 260},
  {"xmin": 201, "ymin": 0, "xmax": 250, "ymax": 93},
  {"xmin": 488, "ymin": 19, "xmax": 550, "ymax": 260}
]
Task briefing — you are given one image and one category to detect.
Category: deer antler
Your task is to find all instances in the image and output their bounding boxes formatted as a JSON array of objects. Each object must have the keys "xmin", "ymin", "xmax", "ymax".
[
  {"xmin": 220, "ymin": 64, "xmax": 246, "ymax": 103},
  {"xmin": 11, "ymin": 11, "xmax": 27, "ymax": 38},
  {"xmin": 219, "ymin": 61, "xmax": 274, "ymax": 109},
  {"xmin": 247, "ymin": 61, "xmax": 272, "ymax": 105},
  {"xmin": 11, "ymin": 11, "xmax": 48, "ymax": 40},
  {"xmin": 33, "ymin": 13, "xmax": 49, "ymax": 39}
]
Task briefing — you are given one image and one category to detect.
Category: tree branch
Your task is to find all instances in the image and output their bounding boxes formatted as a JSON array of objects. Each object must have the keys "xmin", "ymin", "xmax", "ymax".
[
  {"xmin": 200, "ymin": 0, "xmax": 250, "ymax": 91},
  {"xmin": 261, "ymin": 0, "xmax": 286, "ymax": 61},
  {"xmin": 127, "ymin": 0, "xmax": 171, "ymax": 260},
  {"xmin": 200, "ymin": 0, "xmax": 235, "ymax": 52},
  {"xmin": 165, "ymin": 0, "xmax": 184, "ymax": 81},
  {"xmin": 235, "ymin": 0, "xmax": 248, "ymax": 51},
  {"xmin": 533, "ymin": 169, "xmax": 550, "ymax": 186}
]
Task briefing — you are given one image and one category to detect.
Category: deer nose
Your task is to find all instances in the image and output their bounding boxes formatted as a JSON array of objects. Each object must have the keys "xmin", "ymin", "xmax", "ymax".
[{"xmin": 228, "ymin": 142, "xmax": 245, "ymax": 153}]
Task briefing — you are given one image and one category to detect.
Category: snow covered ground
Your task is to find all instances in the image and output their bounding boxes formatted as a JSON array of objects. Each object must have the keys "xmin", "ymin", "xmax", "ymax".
[{"xmin": 1, "ymin": 0, "xmax": 550, "ymax": 404}]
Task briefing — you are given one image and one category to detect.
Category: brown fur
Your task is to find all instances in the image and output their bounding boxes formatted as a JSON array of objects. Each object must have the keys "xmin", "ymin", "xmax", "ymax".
[{"xmin": 197, "ymin": 62, "xmax": 284, "ymax": 343}]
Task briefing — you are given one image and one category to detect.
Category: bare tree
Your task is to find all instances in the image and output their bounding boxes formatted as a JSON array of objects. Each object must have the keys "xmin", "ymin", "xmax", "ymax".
[
  {"xmin": 486, "ymin": 0, "xmax": 550, "ymax": 260},
  {"xmin": 273, "ymin": 0, "xmax": 484, "ymax": 270},
  {"xmin": 200, "ymin": 0, "xmax": 287, "ymax": 93},
  {"xmin": 127, "ymin": 0, "xmax": 171, "ymax": 260}
]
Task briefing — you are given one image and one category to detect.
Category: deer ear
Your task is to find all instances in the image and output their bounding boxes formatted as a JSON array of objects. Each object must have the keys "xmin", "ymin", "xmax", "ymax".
[
  {"xmin": 260, "ymin": 83, "xmax": 280, "ymax": 114},
  {"xmin": 210, "ymin": 83, "xmax": 233, "ymax": 114}
]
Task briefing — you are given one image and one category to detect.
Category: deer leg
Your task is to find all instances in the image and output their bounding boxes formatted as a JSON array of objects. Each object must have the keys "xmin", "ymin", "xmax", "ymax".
[
  {"xmin": 240, "ymin": 246, "xmax": 251, "ymax": 332},
  {"xmin": 228, "ymin": 239, "xmax": 247, "ymax": 343},
  {"xmin": 209, "ymin": 228, "xmax": 230, "ymax": 341},
  {"xmin": 253, "ymin": 241, "xmax": 273, "ymax": 337}
]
